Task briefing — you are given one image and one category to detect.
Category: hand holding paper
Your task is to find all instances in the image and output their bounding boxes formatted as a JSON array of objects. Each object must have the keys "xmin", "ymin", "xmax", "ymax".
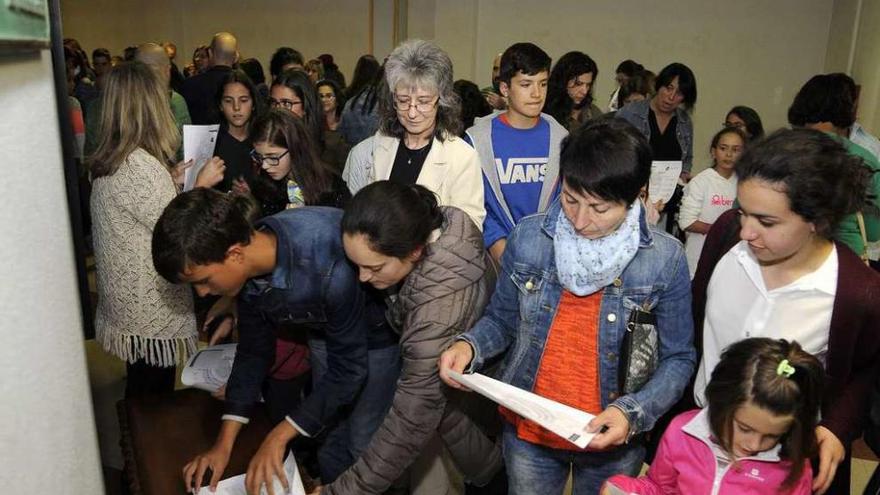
[
  {"xmin": 447, "ymin": 371, "xmax": 597, "ymax": 449},
  {"xmin": 183, "ymin": 124, "xmax": 220, "ymax": 191},
  {"xmin": 648, "ymin": 160, "xmax": 682, "ymax": 204},
  {"xmin": 196, "ymin": 453, "xmax": 305, "ymax": 495}
]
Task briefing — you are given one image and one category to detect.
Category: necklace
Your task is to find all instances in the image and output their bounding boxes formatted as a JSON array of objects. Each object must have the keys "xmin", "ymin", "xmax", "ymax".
[{"xmin": 403, "ymin": 143, "xmax": 431, "ymax": 165}]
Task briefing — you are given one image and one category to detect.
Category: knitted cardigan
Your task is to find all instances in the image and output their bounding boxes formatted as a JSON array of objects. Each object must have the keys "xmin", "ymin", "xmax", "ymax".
[{"xmin": 91, "ymin": 148, "xmax": 197, "ymax": 366}]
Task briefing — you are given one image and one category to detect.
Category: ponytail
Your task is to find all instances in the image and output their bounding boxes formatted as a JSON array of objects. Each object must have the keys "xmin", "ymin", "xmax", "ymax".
[
  {"xmin": 705, "ymin": 337, "xmax": 825, "ymax": 490},
  {"xmin": 342, "ymin": 181, "xmax": 443, "ymax": 259}
]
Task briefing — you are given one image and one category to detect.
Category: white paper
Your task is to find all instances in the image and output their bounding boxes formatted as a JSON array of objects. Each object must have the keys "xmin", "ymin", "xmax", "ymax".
[
  {"xmin": 648, "ymin": 160, "xmax": 683, "ymax": 204},
  {"xmin": 182, "ymin": 344, "xmax": 237, "ymax": 393},
  {"xmin": 183, "ymin": 124, "xmax": 220, "ymax": 191},
  {"xmin": 604, "ymin": 481, "xmax": 635, "ymax": 495},
  {"xmin": 447, "ymin": 371, "xmax": 597, "ymax": 448},
  {"xmin": 197, "ymin": 453, "xmax": 305, "ymax": 495}
]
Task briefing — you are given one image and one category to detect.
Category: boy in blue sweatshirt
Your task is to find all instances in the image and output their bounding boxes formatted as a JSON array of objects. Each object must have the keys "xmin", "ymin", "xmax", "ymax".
[{"xmin": 466, "ymin": 42, "xmax": 568, "ymax": 261}]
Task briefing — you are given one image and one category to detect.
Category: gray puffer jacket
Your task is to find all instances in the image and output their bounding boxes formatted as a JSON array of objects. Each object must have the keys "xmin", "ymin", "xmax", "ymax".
[{"xmin": 325, "ymin": 206, "xmax": 502, "ymax": 494}]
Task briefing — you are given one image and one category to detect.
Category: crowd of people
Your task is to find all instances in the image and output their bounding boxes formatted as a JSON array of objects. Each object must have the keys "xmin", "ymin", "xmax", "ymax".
[{"xmin": 69, "ymin": 29, "xmax": 880, "ymax": 495}]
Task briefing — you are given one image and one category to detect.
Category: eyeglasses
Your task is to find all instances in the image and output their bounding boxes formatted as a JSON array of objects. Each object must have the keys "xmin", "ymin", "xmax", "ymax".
[
  {"xmin": 269, "ymin": 98, "xmax": 302, "ymax": 110},
  {"xmin": 251, "ymin": 149, "xmax": 289, "ymax": 167},
  {"xmin": 392, "ymin": 96, "xmax": 439, "ymax": 113}
]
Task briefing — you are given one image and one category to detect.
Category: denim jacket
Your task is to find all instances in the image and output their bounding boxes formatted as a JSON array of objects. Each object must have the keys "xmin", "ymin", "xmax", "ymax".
[
  {"xmin": 225, "ymin": 207, "xmax": 394, "ymax": 436},
  {"xmin": 460, "ymin": 200, "xmax": 696, "ymax": 435},
  {"xmin": 616, "ymin": 99, "xmax": 694, "ymax": 173}
]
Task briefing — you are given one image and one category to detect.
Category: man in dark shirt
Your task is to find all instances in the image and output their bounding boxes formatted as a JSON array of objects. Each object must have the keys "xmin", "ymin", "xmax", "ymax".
[
  {"xmin": 180, "ymin": 32, "xmax": 238, "ymax": 125},
  {"xmin": 162, "ymin": 41, "xmax": 185, "ymax": 93}
]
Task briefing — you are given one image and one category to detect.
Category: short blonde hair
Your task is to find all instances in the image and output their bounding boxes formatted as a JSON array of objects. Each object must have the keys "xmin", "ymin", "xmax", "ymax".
[{"xmin": 89, "ymin": 61, "xmax": 179, "ymax": 178}]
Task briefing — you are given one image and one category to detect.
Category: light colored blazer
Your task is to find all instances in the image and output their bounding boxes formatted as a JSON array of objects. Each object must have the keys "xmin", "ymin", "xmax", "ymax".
[{"xmin": 343, "ymin": 132, "xmax": 486, "ymax": 230}]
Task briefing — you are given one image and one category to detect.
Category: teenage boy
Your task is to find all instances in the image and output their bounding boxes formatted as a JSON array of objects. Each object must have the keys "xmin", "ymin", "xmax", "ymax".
[
  {"xmin": 152, "ymin": 189, "xmax": 399, "ymax": 494},
  {"xmin": 466, "ymin": 42, "xmax": 568, "ymax": 262}
]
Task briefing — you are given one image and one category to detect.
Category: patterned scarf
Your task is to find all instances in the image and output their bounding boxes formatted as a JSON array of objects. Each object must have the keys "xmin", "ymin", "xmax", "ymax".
[{"xmin": 554, "ymin": 202, "xmax": 641, "ymax": 296}]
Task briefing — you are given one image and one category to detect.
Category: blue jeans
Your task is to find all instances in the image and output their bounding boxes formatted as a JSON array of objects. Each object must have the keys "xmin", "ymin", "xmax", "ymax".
[
  {"xmin": 309, "ymin": 339, "xmax": 401, "ymax": 483},
  {"xmin": 502, "ymin": 423, "xmax": 644, "ymax": 495}
]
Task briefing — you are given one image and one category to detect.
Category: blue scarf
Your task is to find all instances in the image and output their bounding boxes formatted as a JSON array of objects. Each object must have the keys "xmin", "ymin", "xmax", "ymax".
[{"xmin": 554, "ymin": 202, "xmax": 642, "ymax": 296}]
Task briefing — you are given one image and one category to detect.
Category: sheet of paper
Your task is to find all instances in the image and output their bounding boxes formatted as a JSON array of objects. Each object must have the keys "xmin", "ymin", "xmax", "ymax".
[
  {"xmin": 183, "ymin": 124, "xmax": 220, "ymax": 191},
  {"xmin": 447, "ymin": 371, "xmax": 597, "ymax": 448},
  {"xmin": 197, "ymin": 452, "xmax": 305, "ymax": 495},
  {"xmin": 648, "ymin": 160, "xmax": 682, "ymax": 204},
  {"xmin": 181, "ymin": 343, "xmax": 237, "ymax": 393},
  {"xmin": 604, "ymin": 481, "xmax": 635, "ymax": 495}
]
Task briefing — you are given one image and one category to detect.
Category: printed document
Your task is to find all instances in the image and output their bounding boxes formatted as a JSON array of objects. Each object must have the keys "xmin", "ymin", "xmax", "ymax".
[
  {"xmin": 648, "ymin": 160, "xmax": 682, "ymax": 203},
  {"xmin": 447, "ymin": 371, "xmax": 597, "ymax": 448},
  {"xmin": 182, "ymin": 344, "xmax": 236, "ymax": 393},
  {"xmin": 183, "ymin": 124, "xmax": 220, "ymax": 191},
  {"xmin": 197, "ymin": 452, "xmax": 305, "ymax": 495}
]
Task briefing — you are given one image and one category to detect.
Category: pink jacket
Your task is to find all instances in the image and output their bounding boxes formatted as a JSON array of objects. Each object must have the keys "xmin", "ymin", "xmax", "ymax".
[{"xmin": 606, "ymin": 409, "xmax": 812, "ymax": 495}]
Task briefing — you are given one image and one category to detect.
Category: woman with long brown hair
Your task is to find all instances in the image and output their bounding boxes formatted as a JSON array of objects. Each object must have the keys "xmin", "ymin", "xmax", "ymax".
[{"xmin": 90, "ymin": 61, "xmax": 223, "ymax": 396}]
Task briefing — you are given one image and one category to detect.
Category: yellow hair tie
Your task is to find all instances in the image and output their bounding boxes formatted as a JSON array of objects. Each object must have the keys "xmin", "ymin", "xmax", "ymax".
[{"xmin": 777, "ymin": 359, "xmax": 795, "ymax": 378}]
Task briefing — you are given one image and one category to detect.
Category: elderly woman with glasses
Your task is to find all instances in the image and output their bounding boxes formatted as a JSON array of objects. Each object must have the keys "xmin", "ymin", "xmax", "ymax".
[{"xmin": 343, "ymin": 39, "xmax": 485, "ymax": 229}]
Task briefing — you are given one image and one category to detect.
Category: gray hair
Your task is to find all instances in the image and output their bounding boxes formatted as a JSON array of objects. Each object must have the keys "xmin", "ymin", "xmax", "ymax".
[{"xmin": 379, "ymin": 39, "xmax": 462, "ymax": 139}]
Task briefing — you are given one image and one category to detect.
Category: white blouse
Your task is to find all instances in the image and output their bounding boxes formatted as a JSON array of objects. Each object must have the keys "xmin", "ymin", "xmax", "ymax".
[{"xmin": 694, "ymin": 241, "xmax": 837, "ymax": 406}]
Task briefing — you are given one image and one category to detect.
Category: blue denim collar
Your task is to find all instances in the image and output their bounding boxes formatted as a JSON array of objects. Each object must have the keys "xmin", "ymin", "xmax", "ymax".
[
  {"xmin": 254, "ymin": 216, "xmax": 293, "ymax": 290},
  {"xmin": 541, "ymin": 198, "xmax": 654, "ymax": 248}
]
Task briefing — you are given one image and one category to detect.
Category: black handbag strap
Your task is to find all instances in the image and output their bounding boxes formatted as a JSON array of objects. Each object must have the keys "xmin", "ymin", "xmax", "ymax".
[{"xmin": 627, "ymin": 307, "xmax": 656, "ymax": 326}]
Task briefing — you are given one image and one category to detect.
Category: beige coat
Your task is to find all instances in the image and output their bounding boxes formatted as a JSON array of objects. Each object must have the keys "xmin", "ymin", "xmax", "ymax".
[
  {"xmin": 325, "ymin": 207, "xmax": 501, "ymax": 494},
  {"xmin": 342, "ymin": 132, "xmax": 486, "ymax": 229},
  {"xmin": 90, "ymin": 148, "xmax": 197, "ymax": 366}
]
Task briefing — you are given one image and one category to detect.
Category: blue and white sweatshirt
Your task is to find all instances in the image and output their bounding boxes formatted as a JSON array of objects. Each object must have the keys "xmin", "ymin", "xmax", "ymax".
[{"xmin": 465, "ymin": 113, "xmax": 567, "ymax": 248}]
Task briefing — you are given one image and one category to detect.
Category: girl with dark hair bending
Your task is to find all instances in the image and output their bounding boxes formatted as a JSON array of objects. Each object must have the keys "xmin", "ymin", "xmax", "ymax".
[
  {"xmin": 607, "ymin": 337, "xmax": 824, "ymax": 494},
  {"xmin": 248, "ymin": 109, "xmax": 349, "ymax": 216},
  {"xmin": 545, "ymin": 51, "xmax": 602, "ymax": 130},
  {"xmin": 691, "ymin": 128, "xmax": 880, "ymax": 495},
  {"xmin": 317, "ymin": 181, "xmax": 501, "ymax": 494}
]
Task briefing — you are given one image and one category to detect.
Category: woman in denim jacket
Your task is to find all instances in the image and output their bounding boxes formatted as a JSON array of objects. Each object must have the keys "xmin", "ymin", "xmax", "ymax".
[{"xmin": 441, "ymin": 118, "xmax": 696, "ymax": 495}]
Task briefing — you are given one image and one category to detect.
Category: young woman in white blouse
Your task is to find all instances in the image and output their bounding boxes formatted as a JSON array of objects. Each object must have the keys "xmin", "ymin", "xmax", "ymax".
[{"xmin": 691, "ymin": 129, "xmax": 880, "ymax": 495}]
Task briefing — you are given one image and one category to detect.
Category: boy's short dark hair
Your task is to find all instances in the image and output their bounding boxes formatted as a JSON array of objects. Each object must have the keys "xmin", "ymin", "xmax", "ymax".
[
  {"xmin": 270, "ymin": 46, "xmax": 305, "ymax": 79},
  {"xmin": 560, "ymin": 117, "xmax": 651, "ymax": 204},
  {"xmin": 152, "ymin": 188, "xmax": 254, "ymax": 283},
  {"xmin": 787, "ymin": 73, "xmax": 857, "ymax": 130},
  {"xmin": 655, "ymin": 62, "xmax": 697, "ymax": 110},
  {"xmin": 498, "ymin": 42, "xmax": 551, "ymax": 85}
]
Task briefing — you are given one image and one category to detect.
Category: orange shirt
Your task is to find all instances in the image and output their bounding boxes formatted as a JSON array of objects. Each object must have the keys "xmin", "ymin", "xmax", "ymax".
[{"xmin": 501, "ymin": 290, "xmax": 603, "ymax": 450}]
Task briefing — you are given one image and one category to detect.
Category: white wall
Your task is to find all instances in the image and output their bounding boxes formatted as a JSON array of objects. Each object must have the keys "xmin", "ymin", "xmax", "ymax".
[
  {"xmin": 59, "ymin": 0, "xmax": 372, "ymax": 82},
  {"xmin": 410, "ymin": 0, "xmax": 834, "ymax": 173},
  {"xmin": 849, "ymin": 0, "xmax": 880, "ymax": 134},
  {"xmin": 0, "ymin": 51, "xmax": 103, "ymax": 493},
  {"xmin": 60, "ymin": 0, "xmax": 838, "ymax": 172}
]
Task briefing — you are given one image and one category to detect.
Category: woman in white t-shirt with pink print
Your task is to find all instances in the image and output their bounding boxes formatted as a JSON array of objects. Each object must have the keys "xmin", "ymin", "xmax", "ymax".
[{"xmin": 679, "ymin": 126, "xmax": 747, "ymax": 277}]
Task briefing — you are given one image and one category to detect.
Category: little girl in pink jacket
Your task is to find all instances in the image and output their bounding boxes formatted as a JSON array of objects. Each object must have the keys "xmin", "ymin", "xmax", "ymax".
[{"xmin": 604, "ymin": 337, "xmax": 824, "ymax": 495}]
